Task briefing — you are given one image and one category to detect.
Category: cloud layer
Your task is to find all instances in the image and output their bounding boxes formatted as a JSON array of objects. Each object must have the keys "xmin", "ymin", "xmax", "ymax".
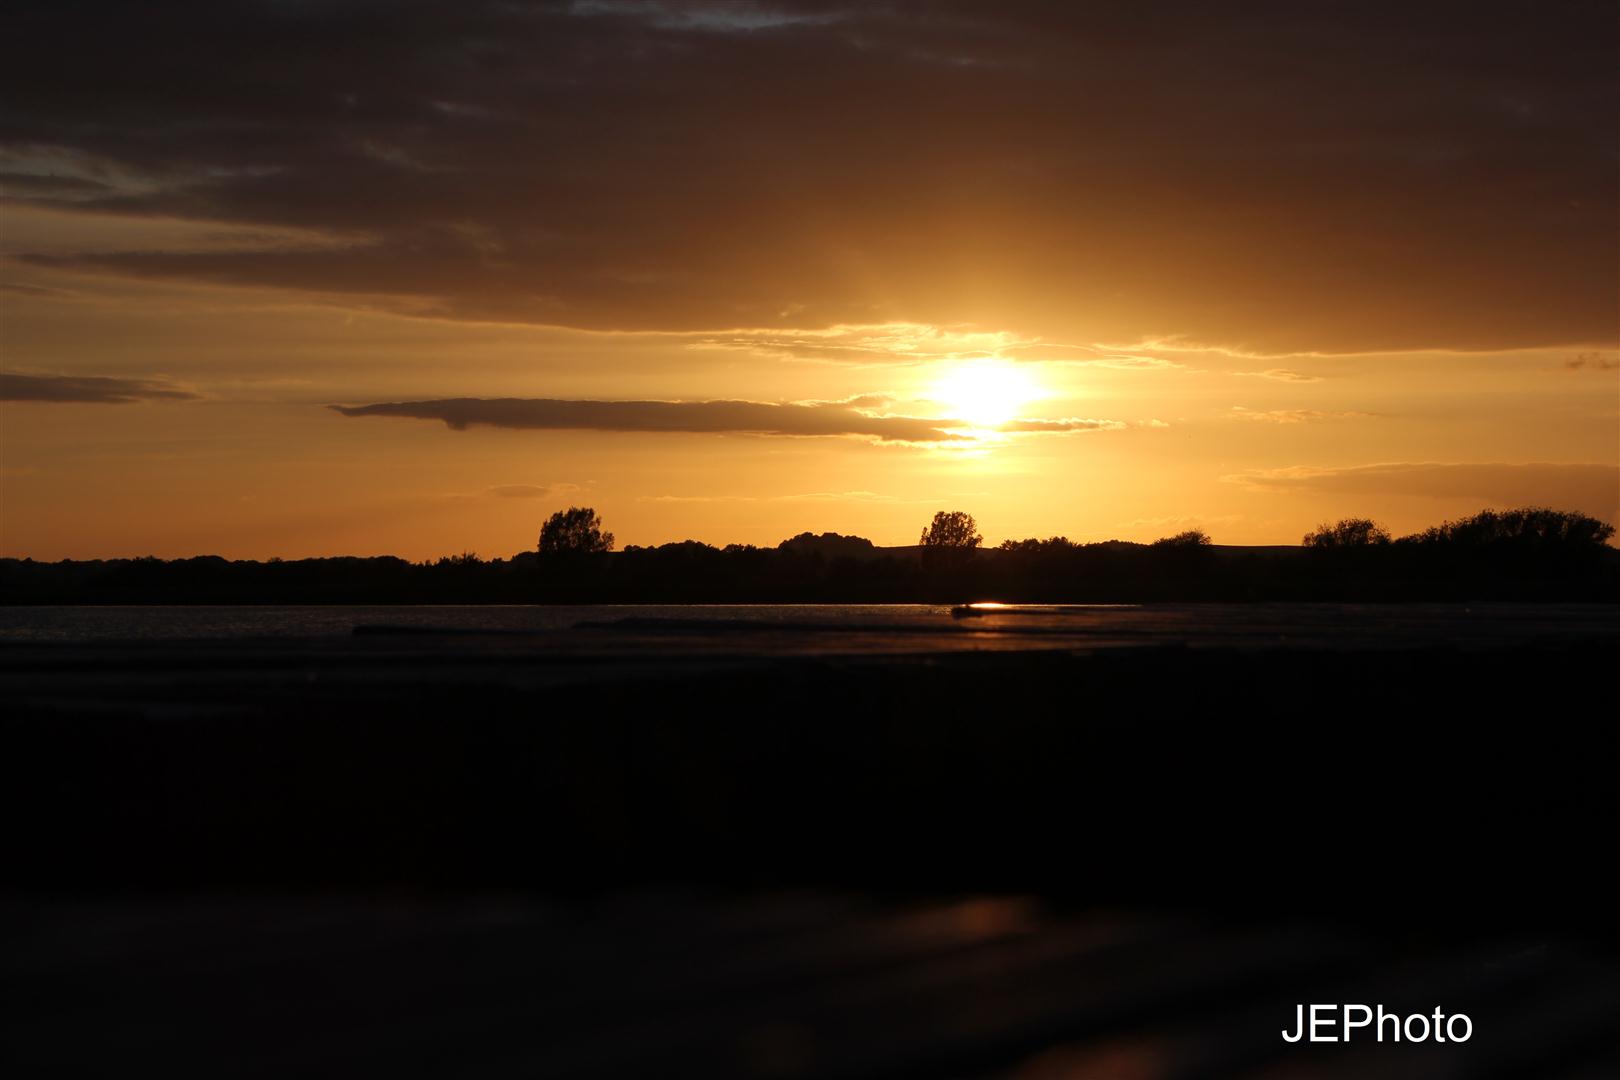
[{"xmin": 4, "ymin": 1, "xmax": 1614, "ymax": 351}]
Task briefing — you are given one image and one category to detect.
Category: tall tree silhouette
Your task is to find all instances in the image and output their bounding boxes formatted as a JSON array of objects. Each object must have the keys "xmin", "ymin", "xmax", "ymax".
[
  {"xmin": 539, "ymin": 507, "xmax": 614, "ymax": 556},
  {"xmin": 919, "ymin": 511, "xmax": 981, "ymax": 550},
  {"xmin": 918, "ymin": 511, "xmax": 981, "ymax": 582}
]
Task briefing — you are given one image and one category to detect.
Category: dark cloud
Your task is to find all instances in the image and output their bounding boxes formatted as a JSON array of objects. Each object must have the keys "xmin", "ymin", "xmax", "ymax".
[
  {"xmin": 1225, "ymin": 461, "xmax": 1619, "ymax": 517},
  {"xmin": 3, "ymin": 1, "xmax": 1615, "ymax": 350},
  {"xmin": 0, "ymin": 372, "xmax": 198, "ymax": 403},
  {"xmin": 331, "ymin": 397, "xmax": 970, "ymax": 442}
]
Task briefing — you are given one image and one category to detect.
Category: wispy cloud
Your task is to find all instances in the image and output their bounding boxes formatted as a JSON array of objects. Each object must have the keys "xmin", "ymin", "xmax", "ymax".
[
  {"xmin": 1, "ymin": 372, "xmax": 198, "ymax": 404},
  {"xmin": 642, "ymin": 490, "xmax": 938, "ymax": 504},
  {"xmin": 688, "ymin": 323, "xmax": 1028, "ymax": 365},
  {"xmin": 485, "ymin": 483, "xmax": 584, "ymax": 499},
  {"xmin": 996, "ymin": 417, "xmax": 1129, "ymax": 433},
  {"xmin": 0, "ymin": 282, "xmax": 79, "ymax": 299},
  {"xmin": 437, "ymin": 481, "xmax": 588, "ymax": 502},
  {"xmin": 568, "ymin": 0, "xmax": 846, "ymax": 33},
  {"xmin": 1564, "ymin": 352, "xmax": 1619, "ymax": 372},
  {"xmin": 688, "ymin": 324, "xmax": 1187, "ymax": 369},
  {"xmin": 1227, "ymin": 407, "xmax": 1374, "ymax": 423},
  {"xmin": 1232, "ymin": 368, "xmax": 1324, "ymax": 383}
]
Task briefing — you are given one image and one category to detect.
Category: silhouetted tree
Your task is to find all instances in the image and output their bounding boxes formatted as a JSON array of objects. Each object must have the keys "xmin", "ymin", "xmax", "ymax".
[
  {"xmin": 917, "ymin": 511, "xmax": 981, "ymax": 588},
  {"xmin": 919, "ymin": 511, "xmax": 981, "ymax": 549},
  {"xmin": 1303, "ymin": 518, "xmax": 1392, "ymax": 548},
  {"xmin": 539, "ymin": 507, "xmax": 614, "ymax": 555}
]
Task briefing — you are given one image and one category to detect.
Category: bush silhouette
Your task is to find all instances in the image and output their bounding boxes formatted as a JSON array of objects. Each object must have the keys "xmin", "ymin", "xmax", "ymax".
[
  {"xmin": 998, "ymin": 536, "xmax": 1075, "ymax": 554},
  {"xmin": 1405, "ymin": 507, "xmax": 1614, "ymax": 549},
  {"xmin": 1303, "ymin": 518, "xmax": 1392, "ymax": 549},
  {"xmin": 1152, "ymin": 529, "xmax": 1212, "ymax": 548}
]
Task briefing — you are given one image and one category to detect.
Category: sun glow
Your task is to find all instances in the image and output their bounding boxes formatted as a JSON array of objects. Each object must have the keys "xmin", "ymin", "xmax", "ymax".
[{"xmin": 931, "ymin": 359, "xmax": 1043, "ymax": 429}]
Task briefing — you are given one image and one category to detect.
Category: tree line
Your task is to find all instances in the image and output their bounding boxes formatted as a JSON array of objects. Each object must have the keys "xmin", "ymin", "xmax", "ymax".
[{"xmin": 2, "ymin": 505, "xmax": 1614, "ymax": 604}]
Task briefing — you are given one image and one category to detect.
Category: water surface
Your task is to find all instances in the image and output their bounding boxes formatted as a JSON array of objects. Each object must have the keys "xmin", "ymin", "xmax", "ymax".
[{"xmin": 3, "ymin": 602, "xmax": 1617, "ymax": 652}]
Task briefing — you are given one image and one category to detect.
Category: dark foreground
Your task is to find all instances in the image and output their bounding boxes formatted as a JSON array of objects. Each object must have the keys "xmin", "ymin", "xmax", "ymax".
[{"xmin": 4, "ymin": 606, "xmax": 1619, "ymax": 1077}]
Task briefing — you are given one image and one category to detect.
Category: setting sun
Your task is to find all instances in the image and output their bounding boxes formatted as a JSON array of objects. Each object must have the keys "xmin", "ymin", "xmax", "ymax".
[{"xmin": 931, "ymin": 360, "xmax": 1044, "ymax": 429}]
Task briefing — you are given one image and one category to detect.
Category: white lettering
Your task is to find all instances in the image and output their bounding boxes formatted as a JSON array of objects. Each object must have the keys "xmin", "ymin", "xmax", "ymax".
[{"xmin": 1281, "ymin": 1004, "xmax": 1305, "ymax": 1043}]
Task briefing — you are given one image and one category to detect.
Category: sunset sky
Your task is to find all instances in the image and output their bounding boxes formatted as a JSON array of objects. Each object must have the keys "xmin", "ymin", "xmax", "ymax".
[{"xmin": 3, "ymin": 0, "xmax": 1616, "ymax": 560}]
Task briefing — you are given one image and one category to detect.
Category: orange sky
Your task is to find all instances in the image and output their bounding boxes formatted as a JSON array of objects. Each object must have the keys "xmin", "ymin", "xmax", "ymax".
[{"xmin": 3, "ymin": 2, "xmax": 1616, "ymax": 560}]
